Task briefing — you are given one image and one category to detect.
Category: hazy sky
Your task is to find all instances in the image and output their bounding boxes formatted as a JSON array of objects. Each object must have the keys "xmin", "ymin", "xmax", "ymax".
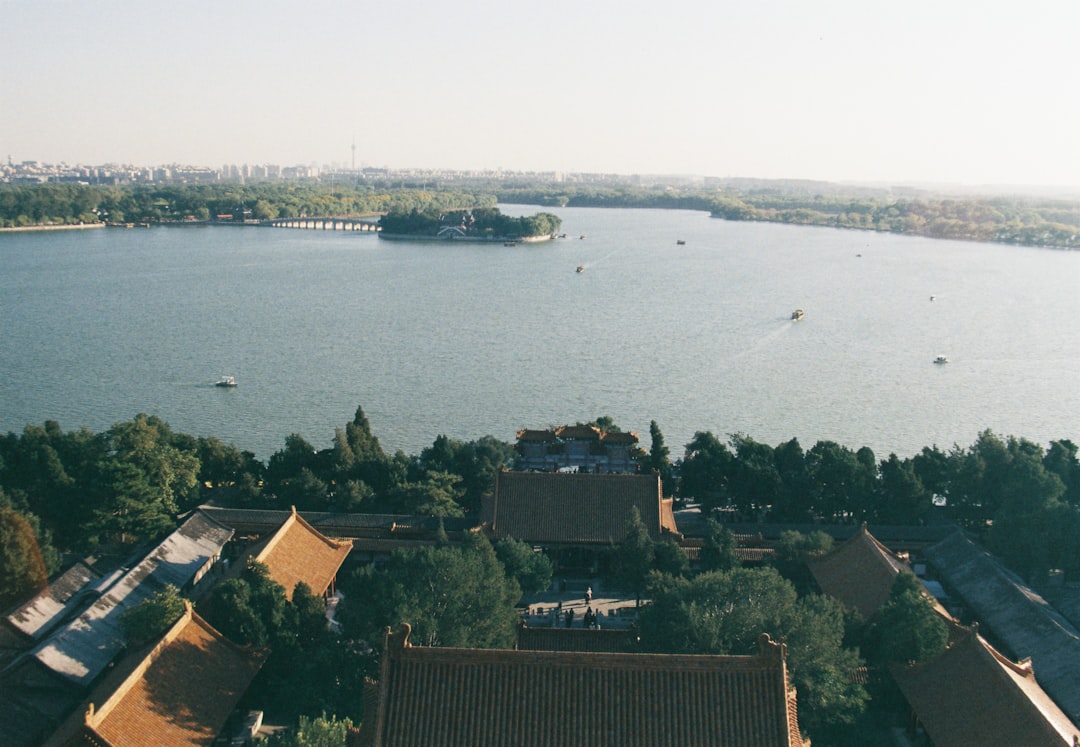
[{"xmin": 2, "ymin": 0, "xmax": 1078, "ymax": 187}]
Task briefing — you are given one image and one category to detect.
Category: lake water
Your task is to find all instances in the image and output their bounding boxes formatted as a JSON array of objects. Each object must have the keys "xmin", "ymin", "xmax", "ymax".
[{"xmin": 3, "ymin": 206, "xmax": 1079, "ymax": 462}]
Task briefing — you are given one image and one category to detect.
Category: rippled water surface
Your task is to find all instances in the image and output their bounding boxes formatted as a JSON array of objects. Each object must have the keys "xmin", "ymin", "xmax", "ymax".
[{"xmin": 3, "ymin": 206, "xmax": 1079, "ymax": 461}]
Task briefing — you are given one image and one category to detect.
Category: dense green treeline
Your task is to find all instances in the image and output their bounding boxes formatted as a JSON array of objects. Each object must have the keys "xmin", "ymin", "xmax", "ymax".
[
  {"xmin": 0, "ymin": 182, "xmax": 497, "ymax": 227},
  {"xmin": 676, "ymin": 429, "xmax": 1080, "ymax": 582},
  {"xmin": 2, "ymin": 409, "xmax": 1078, "ymax": 599},
  {"xmin": 495, "ymin": 183, "xmax": 1080, "ymax": 249}
]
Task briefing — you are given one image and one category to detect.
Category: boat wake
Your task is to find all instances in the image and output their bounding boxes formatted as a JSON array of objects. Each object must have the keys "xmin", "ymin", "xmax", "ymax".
[{"xmin": 729, "ymin": 322, "xmax": 792, "ymax": 361}]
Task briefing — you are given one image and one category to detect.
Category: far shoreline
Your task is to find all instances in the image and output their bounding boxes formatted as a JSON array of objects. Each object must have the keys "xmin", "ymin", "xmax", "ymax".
[{"xmin": 0, "ymin": 223, "xmax": 105, "ymax": 233}]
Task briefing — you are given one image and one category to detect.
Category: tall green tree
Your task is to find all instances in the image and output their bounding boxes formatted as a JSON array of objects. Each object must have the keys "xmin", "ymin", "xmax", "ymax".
[
  {"xmin": 772, "ymin": 437, "xmax": 812, "ymax": 521},
  {"xmin": 638, "ymin": 568, "xmax": 867, "ymax": 737},
  {"xmin": 728, "ymin": 433, "xmax": 781, "ymax": 519},
  {"xmin": 200, "ymin": 561, "xmax": 289, "ymax": 648},
  {"xmin": 771, "ymin": 530, "xmax": 834, "ymax": 593},
  {"xmin": 805, "ymin": 441, "xmax": 865, "ymax": 521},
  {"xmin": 678, "ymin": 431, "xmax": 733, "ymax": 511},
  {"xmin": 1044, "ymin": 439, "xmax": 1080, "ymax": 507},
  {"xmin": 644, "ymin": 421, "xmax": 673, "ymax": 492},
  {"xmin": 340, "ymin": 532, "xmax": 520, "ymax": 649},
  {"xmin": 874, "ymin": 453, "xmax": 931, "ymax": 524},
  {"xmin": 87, "ymin": 414, "xmax": 200, "ymax": 546},
  {"xmin": 864, "ymin": 572, "xmax": 948, "ymax": 666},
  {"xmin": 608, "ymin": 507, "xmax": 655, "ymax": 606},
  {"xmin": 698, "ymin": 518, "xmax": 739, "ymax": 572},
  {"xmin": 494, "ymin": 536, "xmax": 553, "ymax": 594}
]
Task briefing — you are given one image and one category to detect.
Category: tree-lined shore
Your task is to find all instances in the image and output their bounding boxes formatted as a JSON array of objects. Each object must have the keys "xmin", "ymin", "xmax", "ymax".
[{"xmin": 3, "ymin": 179, "xmax": 1078, "ymax": 249}]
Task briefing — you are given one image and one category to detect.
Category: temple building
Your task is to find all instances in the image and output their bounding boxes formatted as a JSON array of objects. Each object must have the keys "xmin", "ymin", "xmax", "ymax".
[
  {"xmin": 515, "ymin": 426, "xmax": 640, "ymax": 473},
  {"xmin": 239, "ymin": 506, "xmax": 353, "ymax": 600},
  {"xmin": 806, "ymin": 523, "xmax": 915, "ymax": 619},
  {"xmin": 482, "ymin": 472, "xmax": 680, "ymax": 572}
]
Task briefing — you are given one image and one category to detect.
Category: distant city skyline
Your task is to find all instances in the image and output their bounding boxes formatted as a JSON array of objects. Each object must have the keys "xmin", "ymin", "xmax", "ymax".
[{"xmin": 2, "ymin": 0, "xmax": 1078, "ymax": 189}]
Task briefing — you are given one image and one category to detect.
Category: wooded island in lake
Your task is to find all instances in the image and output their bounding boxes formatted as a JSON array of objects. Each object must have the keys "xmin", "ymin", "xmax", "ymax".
[{"xmin": 376, "ymin": 206, "xmax": 562, "ymax": 242}]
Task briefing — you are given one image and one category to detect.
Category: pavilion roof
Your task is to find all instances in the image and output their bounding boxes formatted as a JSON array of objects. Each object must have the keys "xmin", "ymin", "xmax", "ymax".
[
  {"xmin": 246, "ymin": 507, "xmax": 352, "ymax": 600},
  {"xmin": 600, "ymin": 430, "xmax": 640, "ymax": 445},
  {"xmin": 890, "ymin": 623, "xmax": 1079, "ymax": 747},
  {"xmin": 807, "ymin": 523, "xmax": 911, "ymax": 619},
  {"xmin": 483, "ymin": 472, "xmax": 679, "ymax": 545},
  {"xmin": 360, "ymin": 623, "xmax": 802, "ymax": 747},
  {"xmin": 554, "ymin": 425, "xmax": 601, "ymax": 440}
]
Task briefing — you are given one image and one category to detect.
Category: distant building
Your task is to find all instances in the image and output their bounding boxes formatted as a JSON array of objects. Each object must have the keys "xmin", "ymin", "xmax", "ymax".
[
  {"xmin": 359, "ymin": 622, "xmax": 805, "ymax": 746},
  {"xmin": 515, "ymin": 425, "xmax": 640, "ymax": 473}
]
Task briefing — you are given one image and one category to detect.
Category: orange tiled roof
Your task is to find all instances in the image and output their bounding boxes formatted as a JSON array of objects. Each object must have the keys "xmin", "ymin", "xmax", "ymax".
[
  {"xmin": 807, "ymin": 523, "xmax": 911, "ymax": 619},
  {"xmin": 82, "ymin": 605, "xmax": 265, "ymax": 747},
  {"xmin": 363, "ymin": 623, "xmax": 801, "ymax": 747},
  {"xmin": 484, "ymin": 472, "xmax": 679, "ymax": 544},
  {"xmin": 249, "ymin": 506, "xmax": 352, "ymax": 600},
  {"xmin": 890, "ymin": 623, "xmax": 1079, "ymax": 747},
  {"xmin": 554, "ymin": 425, "xmax": 601, "ymax": 440},
  {"xmin": 600, "ymin": 430, "xmax": 639, "ymax": 445}
]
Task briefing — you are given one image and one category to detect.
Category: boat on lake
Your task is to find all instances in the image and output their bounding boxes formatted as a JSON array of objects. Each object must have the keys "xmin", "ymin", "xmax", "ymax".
[
  {"xmin": 791, "ymin": 309, "xmax": 805, "ymax": 321},
  {"xmin": 933, "ymin": 355, "xmax": 949, "ymax": 365},
  {"xmin": 215, "ymin": 375, "xmax": 237, "ymax": 387},
  {"xmin": 576, "ymin": 265, "xmax": 585, "ymax": 273},
  {"xmin": 676, "ymin": 239, "xmax": 686, "ymax": 245}
]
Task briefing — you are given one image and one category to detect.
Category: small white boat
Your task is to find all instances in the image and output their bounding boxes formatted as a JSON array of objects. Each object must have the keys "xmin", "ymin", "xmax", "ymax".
[
  {"xmin": 933, "ymin": 355, "xmax": 949, "ymax": 365},
  {"xmin": 576, "ymin": 265, "xmax": 585, "ymax": 273},
  {"xmin": 791, "ymin": 308, "xmax": 805, "ymax": 321},
  {"xmin": 215, "ymin": 375, "xmax": 238, "ymax": 387}
]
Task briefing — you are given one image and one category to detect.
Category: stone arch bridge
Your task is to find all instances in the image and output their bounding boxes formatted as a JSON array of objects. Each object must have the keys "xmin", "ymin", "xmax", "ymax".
[{"xmin": 266, "ymin": 217, "xmax": 380, "ymax": 232}]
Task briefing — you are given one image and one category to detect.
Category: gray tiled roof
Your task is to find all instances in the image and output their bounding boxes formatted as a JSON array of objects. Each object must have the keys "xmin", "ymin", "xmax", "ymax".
[
  {"xmin": 926, "ymin": 530, "xmax": 1080, "ymax": 726},
  {"xmin": 31, "ymin": 511, "xmax": 233, "ymax": 686}
]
